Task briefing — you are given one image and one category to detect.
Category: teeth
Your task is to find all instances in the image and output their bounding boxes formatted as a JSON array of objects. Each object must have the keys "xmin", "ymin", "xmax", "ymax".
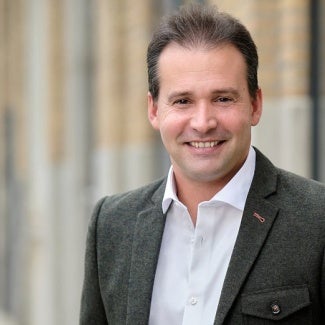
[{"xmin": 190, "ymin": 141, "xmax": 219, "ymax": 148}]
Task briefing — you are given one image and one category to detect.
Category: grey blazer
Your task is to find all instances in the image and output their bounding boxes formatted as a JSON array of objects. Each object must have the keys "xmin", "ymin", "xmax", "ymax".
[{"xmin": 80, "ymin": 149, "xmax": 325, "ymax": 324}]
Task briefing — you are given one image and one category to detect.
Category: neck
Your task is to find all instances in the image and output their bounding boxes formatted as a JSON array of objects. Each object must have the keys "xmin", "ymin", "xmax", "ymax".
[{"xmin": 175, "ymin": 176, "xmax": 226, "ymax": 226}]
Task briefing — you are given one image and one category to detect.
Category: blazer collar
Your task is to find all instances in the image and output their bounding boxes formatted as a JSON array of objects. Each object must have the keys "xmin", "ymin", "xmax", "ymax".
[
  {"xmin": 126, "ymin": 179, "xmax": 167, "ymax": 324},
  {"xmin": 215, "ymin": 149, "xmax": 279, "ymax": 324}
]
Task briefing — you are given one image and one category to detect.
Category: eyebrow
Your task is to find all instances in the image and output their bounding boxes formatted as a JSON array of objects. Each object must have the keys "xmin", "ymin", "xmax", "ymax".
[
  {"xmin": 167, "ymin": 91, "xmax": 192, "ymax": 103},
  {"xmin": 211, "ymin": 88, "xmax": 240, "ymax": 96},
  {"xmin": 167, "ymin": 88, "xmax": 240, "ymax": 102}
]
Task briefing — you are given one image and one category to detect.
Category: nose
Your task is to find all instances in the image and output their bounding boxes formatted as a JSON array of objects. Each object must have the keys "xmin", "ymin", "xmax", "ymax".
[{"xmin": 190, "ymin": 102, "xmax": 217, "ymax": 133}]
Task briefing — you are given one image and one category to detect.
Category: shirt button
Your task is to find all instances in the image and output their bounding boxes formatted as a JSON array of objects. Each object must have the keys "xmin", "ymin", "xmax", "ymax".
[
  {"xmin": 270, "ymin": 302, "xmax": 281, "ymax": 315},
  {"xmin": 189, "ymin": 297, "xmax": 198, "ymax": 305}
]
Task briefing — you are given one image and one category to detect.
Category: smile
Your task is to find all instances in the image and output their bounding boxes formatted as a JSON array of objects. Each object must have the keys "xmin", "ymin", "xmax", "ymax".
[{"xmin": 189, "ymin": 141, "xmax": 221, "ymax": 148}]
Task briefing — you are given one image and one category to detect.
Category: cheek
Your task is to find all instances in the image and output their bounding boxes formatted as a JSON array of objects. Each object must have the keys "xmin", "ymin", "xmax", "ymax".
[
  {"xmin": 160, "ymin": 110, "xmax": 184, "ymax": 129},
  {"xmin": 159, "ymin": 120, "xmax": 177, "ymax": 139},
  {"xmin": 159, "ymin": 115, "xmax": 187, "ymax": 145},
  {"xmin": 220, "ymin": 112, "xmax": 252, "ymax": 136}
]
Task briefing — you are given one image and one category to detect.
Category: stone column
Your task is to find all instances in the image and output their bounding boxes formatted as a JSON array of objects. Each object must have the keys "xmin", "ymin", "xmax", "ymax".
[
  {"xmin": 46, "ymin": 1, "xmax": 69, "ymax": 324},
  {"xmin": 122, "ymin": 0, "xmax": 159, "ymax": 190},
  {"xmin": 319, "ymin": 0, "xmax": 325, "ymax": 181},
  {"xmin": 59, "ymin": 1, "xmax": 94, "ymax": 324},
  {"xmin": 1, "ymin": 0, "xmax": 28, "ymax": 324},
  {"xmin": 25, "ymin": 0, "xmax": 56, "ymax": 324},
  {"xmin": 0, "ymin": 0, "xmax": 8, "ymax": 316},
  {"xmin": 92, "ymin": 0, "xmax": 125, "ymax": 197}
]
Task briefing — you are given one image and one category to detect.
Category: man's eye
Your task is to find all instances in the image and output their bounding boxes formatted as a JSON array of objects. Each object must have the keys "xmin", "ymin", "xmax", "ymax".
[
  {"xmin": 174, "ymin": 99, "xmax": 190, "ymax": 105},
  {"xmin": 217, "ymin": 97, "xmax": 232, "ymax": 103}
]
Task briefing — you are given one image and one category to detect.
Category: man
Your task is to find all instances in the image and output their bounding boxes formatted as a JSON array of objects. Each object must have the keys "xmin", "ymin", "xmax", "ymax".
[{"xmin": 80, "ymin": 4, "xmax": 325, "ymax": 324}]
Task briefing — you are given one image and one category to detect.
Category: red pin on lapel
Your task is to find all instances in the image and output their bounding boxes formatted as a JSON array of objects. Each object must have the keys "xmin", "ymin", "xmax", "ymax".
[{"xmin": 253, "ymin": 212, "xmax": 265, "ymax": 223}]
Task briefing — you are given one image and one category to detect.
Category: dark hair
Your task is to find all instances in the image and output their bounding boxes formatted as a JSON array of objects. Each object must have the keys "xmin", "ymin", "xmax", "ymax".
[{"xmin": 147, "ymin": 3, "xmax": 259, "ymax": 100}]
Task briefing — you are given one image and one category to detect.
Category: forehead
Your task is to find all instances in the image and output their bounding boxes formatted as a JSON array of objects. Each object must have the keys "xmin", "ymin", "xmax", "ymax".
[
  {"xmin": 157, "ymin": 42, "xmax": 248, "ymax": 88},
  {"xmin": 158, "ymin": 42, "xmax": 246, "ymax": 71},
  {"xmin": 159, "ymin": 42, "xmax": 245, "ymax": 62}
]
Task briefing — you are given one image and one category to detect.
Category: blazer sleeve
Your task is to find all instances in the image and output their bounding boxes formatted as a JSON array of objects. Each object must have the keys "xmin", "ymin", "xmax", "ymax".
[{"xmin": 80, "ymin": 197, "xmax": 108, "ymax": 325}]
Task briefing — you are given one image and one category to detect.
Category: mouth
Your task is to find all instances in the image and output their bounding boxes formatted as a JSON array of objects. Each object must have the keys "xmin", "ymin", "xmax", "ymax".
[{"xmin": 188, "ymin": 140, "xmax": 225, "ymax": 148}]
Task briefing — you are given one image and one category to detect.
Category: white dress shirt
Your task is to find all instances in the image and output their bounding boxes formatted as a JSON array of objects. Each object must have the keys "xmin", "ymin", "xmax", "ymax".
[{"xmin": 149, "ymin": 147, "xmax": 256, "ymax": 325}]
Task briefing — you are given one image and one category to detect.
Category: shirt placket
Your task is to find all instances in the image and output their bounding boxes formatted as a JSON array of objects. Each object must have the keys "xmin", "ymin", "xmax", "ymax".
[{"xmin": 182, "ymin": 221, "xmax": 205, "ymax": 325}]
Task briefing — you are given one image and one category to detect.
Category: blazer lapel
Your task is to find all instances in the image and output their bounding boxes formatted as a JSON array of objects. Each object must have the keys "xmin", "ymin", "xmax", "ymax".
[
  {"xmin": 126, "ymin": 181, "xmax": 167, "ymax": 325},
  {"xmin": 214, "ymin": 149, "xmax": 279, "ymax": 325}
]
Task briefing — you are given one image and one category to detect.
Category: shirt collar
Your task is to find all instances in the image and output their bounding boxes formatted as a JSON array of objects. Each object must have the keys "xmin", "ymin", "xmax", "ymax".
[{"xmin": 162, "ymin": 146, "xmax": 256, "ymax": 213}]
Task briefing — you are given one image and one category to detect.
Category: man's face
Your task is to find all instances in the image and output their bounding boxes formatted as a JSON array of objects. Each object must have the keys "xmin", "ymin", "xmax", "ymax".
[{"xmin": 148, "ymin": 42, "xmax": 262, "ymax": 188}]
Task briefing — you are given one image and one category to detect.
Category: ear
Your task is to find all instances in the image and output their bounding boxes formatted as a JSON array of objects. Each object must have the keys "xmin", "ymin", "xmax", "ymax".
[
  {"xmin": 147, "ymin": 92, "xmax": 160, "ymax": 130},
  {"xmin": 251, "ymin": 88, "xmax": 263, "ymax": 126}
]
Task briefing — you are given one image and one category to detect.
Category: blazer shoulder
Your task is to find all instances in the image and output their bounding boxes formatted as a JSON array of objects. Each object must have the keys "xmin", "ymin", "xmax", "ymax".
[
  {"xmin": 253, "ymin": 148, "xmax": 325, "ymax": 220},
  {"xmin": 277, "ymin": 167, "xmax": 325, "ymax": 203},
  {"xmin": 270, "ymin": 168, "xmax": 325, "ymax": 233},
  {"xmin": 254, "ymin": 148, "xmax": 325, "ymax": 202},
  {"xmin": 92, "ymin": 177, "xmax": 166, "ymax": 223}
]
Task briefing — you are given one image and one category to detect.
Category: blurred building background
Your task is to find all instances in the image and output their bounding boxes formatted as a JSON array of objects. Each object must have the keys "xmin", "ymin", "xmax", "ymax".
[{"xmin": 0, "ymin": 0, "xmax": 324, "ymax": 324}]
